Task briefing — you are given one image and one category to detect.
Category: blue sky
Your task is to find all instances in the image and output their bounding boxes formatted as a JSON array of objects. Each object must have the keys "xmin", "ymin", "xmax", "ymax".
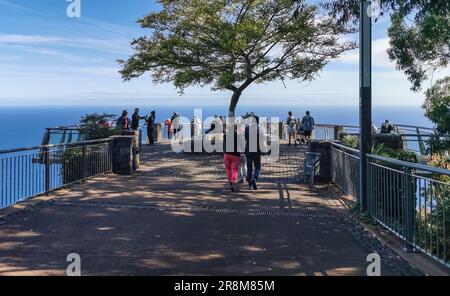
[{"xmin": 0, "ymin": 0, "xmax": 448, "ymax": 107}]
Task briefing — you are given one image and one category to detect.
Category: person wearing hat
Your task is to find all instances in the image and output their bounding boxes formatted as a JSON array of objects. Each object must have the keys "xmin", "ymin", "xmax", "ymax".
[{"xmin": 146, "ymin": 111, "xmax": 156, "ymax": 145}]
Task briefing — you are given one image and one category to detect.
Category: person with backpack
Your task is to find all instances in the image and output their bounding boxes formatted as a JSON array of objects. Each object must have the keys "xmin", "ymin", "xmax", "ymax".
[
  {"xmin": 286, "ymin": 111, "xmax": 297, "ymax": 146},
  {"xmin": 381, "ymin": 119, "xmax": 394, "ymax": 134},
  {"xmin": 301, "ymin": 111, "xmax": 315, "ymax": 144}
]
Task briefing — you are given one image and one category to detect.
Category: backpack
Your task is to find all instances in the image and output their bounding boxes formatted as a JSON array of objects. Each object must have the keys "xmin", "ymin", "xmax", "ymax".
[{"xmin": 302, "ymin": 116, "xmax": 314, "ymax": 130}]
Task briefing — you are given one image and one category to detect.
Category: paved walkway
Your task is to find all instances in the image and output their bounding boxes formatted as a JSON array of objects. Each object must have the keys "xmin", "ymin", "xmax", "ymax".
[{"xmin": 0, "ymin": 143, "xmax": 418, "ymax": 275}]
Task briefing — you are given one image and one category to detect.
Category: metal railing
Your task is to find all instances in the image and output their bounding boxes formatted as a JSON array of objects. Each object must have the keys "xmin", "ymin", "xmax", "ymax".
[
  {"xmin": 313, "ymin": 124, "xmax": 359, "ymax": 141},
  {"xmin": 331, "ymin": 142, "xmax": 450, "ymax": 267},
  {"xmin": 0, "ymin": 138, "xmax": 113, "ymax": 209},
  {"xmin": 367, "ymin": 154, "xmax": 450, "ymax": 267},
  {"xmin": 331, "ymin": 143, "xmax": 360, "ymax": 200}
]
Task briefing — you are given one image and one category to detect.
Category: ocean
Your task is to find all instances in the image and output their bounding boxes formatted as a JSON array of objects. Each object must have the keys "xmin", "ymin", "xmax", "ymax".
[{"xmin": 0, "ymin": 104, "xmax": 432, "ymax": 150}]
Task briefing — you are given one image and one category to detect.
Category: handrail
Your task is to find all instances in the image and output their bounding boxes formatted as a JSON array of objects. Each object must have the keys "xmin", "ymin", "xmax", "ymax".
[
  {"xmin": 0, "ymin": 138, "xmax": 114, "ymax": 155},
  {"xmin": 331, "ymin": 142, "xmax": 360, "ymax": 154},
  {"xmin": 314, "ymin": 123, "xmax": 360, "ymax": 129},
  {"xmin": 367, "ymin": 153, "xmax": 450, "ymax": 176},
  {"xmin": 394, "ymin": 124, "xmax": 435, "ymax": 131},
  {"xmin": 331, "ymin": 142, "xmax": 450, "ymax": 175}
]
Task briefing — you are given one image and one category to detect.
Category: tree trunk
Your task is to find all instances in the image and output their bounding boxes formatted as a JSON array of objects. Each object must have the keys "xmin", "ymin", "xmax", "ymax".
[{"xmin": 228, "ymin": 90, "xmax": 241, "ymax": 117}]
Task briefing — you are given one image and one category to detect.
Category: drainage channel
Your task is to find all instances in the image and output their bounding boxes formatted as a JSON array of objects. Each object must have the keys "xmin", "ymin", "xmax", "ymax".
[{"xmin": 46, "ymin": 200, "xmax": 338, "ymax": 218}]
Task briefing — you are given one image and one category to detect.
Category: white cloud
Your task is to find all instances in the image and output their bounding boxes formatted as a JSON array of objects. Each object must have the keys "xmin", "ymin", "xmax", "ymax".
[
  {"xmin": 1, "ymin": 45, "xmax": 103, "ymax": 62},
  {"xmin": 0, "ymin": 34, "xmax": 131, "ymax": 54},
  {"xmin": 0, "ymin": 0, "xmax": 46, "ymax": 15},
  {"xmin": 337, "ymin": 37, "xmax": 395, "ymax": 68}
]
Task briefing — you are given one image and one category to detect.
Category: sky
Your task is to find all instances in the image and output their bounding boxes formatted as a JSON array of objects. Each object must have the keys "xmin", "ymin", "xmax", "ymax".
[{"xmin": 0, "ymin": 0, "xmax": 448, "ymax": 107}]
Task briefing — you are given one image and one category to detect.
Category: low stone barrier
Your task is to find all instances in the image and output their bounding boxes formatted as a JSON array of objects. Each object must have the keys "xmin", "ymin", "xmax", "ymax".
[{"xmin": 309, "ymin": 140, "xmax": 332, "ymax": 182}]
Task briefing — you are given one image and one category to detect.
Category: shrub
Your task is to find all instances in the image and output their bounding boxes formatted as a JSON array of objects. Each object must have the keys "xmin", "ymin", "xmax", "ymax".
[{"xmin": 342, "ymin": 135, "xmax": 359, "ymax": 149}]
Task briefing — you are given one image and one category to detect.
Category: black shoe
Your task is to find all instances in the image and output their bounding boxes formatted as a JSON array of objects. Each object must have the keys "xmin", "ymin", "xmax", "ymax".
[
  {"xmin": 229, "ymin": 182, "xmax": 235, "ymax": 192},
  {"xmin": 252, "ymin": 179, "xmax": 258, "ymax": 190}
]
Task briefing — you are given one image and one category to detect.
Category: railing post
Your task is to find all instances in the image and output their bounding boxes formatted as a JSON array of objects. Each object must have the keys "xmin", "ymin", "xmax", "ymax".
[
  {"xmin": 81, "ymin": 144, "xmax": 87, "ymax": 180},
  {"xmin": 366, "ymin": 156, "xmax": 371, "ymax": 214},
  {"xmin": 44, "ymin": 146, "xmax": 50, "ymax": 195},
  {"xmin": 403, "ymin": 167, "xmax": 415, "ymax": 251}
]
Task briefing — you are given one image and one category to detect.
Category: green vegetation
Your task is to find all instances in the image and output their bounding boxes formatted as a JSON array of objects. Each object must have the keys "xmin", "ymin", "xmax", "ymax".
[
  {"xmin": 78, "ymin": 113, "xmax": 121, "ymax": 140},
  {"xmin": 423, "ymin": 77, "xmax": 450, "ymax": 153},
  {"xmin": 118, "ymin": 0, "xmax": 355, "ymax": 114},
  {"xmin": 342, "ymin": 135, "xmax": 359, "ymax": 150},
  {"xmin": 342, "ymin": 134, "xmax": 417, "ymax": 163},
  {"xmin": 323, "ymin": 0, "xmax": 449, "ymax": 92},
  {"xmin": 62, "ymin": 113, "xmax": 118, "ymax": 184}
]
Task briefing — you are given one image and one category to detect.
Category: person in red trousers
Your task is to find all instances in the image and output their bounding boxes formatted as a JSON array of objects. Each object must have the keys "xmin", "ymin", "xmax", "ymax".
[{"xmin": 223, "ymin": 124, "xmax": 242, "ymax": 192}]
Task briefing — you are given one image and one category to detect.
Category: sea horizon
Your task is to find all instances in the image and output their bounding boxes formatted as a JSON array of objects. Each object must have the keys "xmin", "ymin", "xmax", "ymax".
[{"xmin": 0, "ymin": 104, "xmax": 432, "ymax": 151}]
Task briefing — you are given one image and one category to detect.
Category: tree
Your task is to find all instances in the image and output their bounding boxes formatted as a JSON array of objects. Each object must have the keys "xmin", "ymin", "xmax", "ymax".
[
  {"xmin": 322, "ymin": 0, "xmax": 450, "ymax": 92},
  {"xmin": 78, "ymin": 113, "xmax": 120, "ymax": 140},
  {"xmin": 422, "ymin": 77, "xmax": 450, "ymax": 152},
  {"xmin": 118, "ymin": 0, "xmax": 355, "ymax": 115}
]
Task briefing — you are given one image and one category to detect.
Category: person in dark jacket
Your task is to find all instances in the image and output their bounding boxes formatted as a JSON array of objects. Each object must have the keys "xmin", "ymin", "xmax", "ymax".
[
  {"xmin": 116, "ymin": 110, "xmax": 130, "ymax": 130},
  {"xmin": 245, "ymin": 116, "xmax": 262, "ymax": 190},
  {"xmin": 131, "ymin": 108, "xmax": 146, "ymax": 130},
  {"xmin": 146, "ymin": 111, "xmax": 156, "ymax": 145}
]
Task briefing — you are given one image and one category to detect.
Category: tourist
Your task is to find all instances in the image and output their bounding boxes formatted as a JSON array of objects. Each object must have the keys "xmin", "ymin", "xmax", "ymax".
[
  {"xmin": 245, "ymin": 115, "xmax": 262, "ymax": 190},
  {"xmin": 381, "ymin": 120, "xmax": 394, "ymax": 134},
  {"xmin": 131, "ymin": 108, "xmax": 146, "ymax": 130},
  {"xmin": 223, "ymin": 124, "xmax": 241, "ymax": 192},
  {"xmin": 287, "ymin": 111, "xmax": 297, "ymax": 146},
  {"xmin": 301, "ymin": 111, "xmax": 315, "ymax": 144},
  {"xmin": 164, "ymin": 118, "xmax": 172, "ymax": 139},
  {"xmin": 371, "ymin": 122, "xmax": 378, "ymax": 134},
  {"xmin": 171, "ymin": 112, "xmax": 180, "ymax": 139},
  {"xmin": 296, "ymin": 118, "xmax": 306, "ymax": 144},
  {"xmin": 116, "ymin": 110, "xmax": 130, "ymax": 130},
  {"xmin": 192, "ymin": 115, "xmax": 202, "ymax": 138},
  {"xmin": 206, "ymin": 115, "xmax": 219, "ymax": 134},
  {"xmin": 146, "ymin": 111, "xmax": 156, "ymax": 145},
  {"xmin": 237, "ymin": 123, "xmax": 247, "ymax": 183}
]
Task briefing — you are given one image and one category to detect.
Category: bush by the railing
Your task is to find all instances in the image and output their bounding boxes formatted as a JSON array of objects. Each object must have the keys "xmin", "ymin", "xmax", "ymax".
[
  {"xmin": 78, "ymin": 113, "xmax": 121, "ymax": 140},
  {"xmin": 415, "ymin": 153, "xmax": 450, "ymax": 263},
  {"xmin": 373, "ymin": 143, "xmax": 418, "ymax": 164},
  {"xmin": 342, "ymin": 135, "xmax": 359, "ymax": 149},
  {"xmin": 61, "ymin": 146, "xmax": 83, "ymax": 184},
  {"xmin": 61, "ymin": 144, "xmax": 110, "ymax": 185}
]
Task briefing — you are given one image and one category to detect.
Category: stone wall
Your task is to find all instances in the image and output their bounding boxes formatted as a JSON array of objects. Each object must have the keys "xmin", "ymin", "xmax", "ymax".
[
  {"xmin": 309, "ymin": 140, "xmax": 332, "ymax": 182},
  {"xmin": 110, "ymin": 130, "xmax": 141, "ymax": 175}
]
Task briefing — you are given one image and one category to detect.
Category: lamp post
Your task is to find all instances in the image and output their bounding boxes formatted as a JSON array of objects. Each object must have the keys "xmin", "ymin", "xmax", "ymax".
[{"xmin": 359, "ymin": 0, "xmax": 372, "ymax": 211}]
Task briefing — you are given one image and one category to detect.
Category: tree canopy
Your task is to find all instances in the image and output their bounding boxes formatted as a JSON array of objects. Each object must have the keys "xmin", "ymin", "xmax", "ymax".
[
  {"xmin": 323, "ymin": 0, "xmax": 450, "ymax": 92},
  {"xmin": 119, "ymin": 0, "xmax": 355, "ymax": 114}
]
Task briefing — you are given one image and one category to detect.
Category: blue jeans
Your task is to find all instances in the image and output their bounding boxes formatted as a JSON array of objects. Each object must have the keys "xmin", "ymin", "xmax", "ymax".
[{"xmin": 246, "ymin": 153, "xmax": 261, "ymax": 183}]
